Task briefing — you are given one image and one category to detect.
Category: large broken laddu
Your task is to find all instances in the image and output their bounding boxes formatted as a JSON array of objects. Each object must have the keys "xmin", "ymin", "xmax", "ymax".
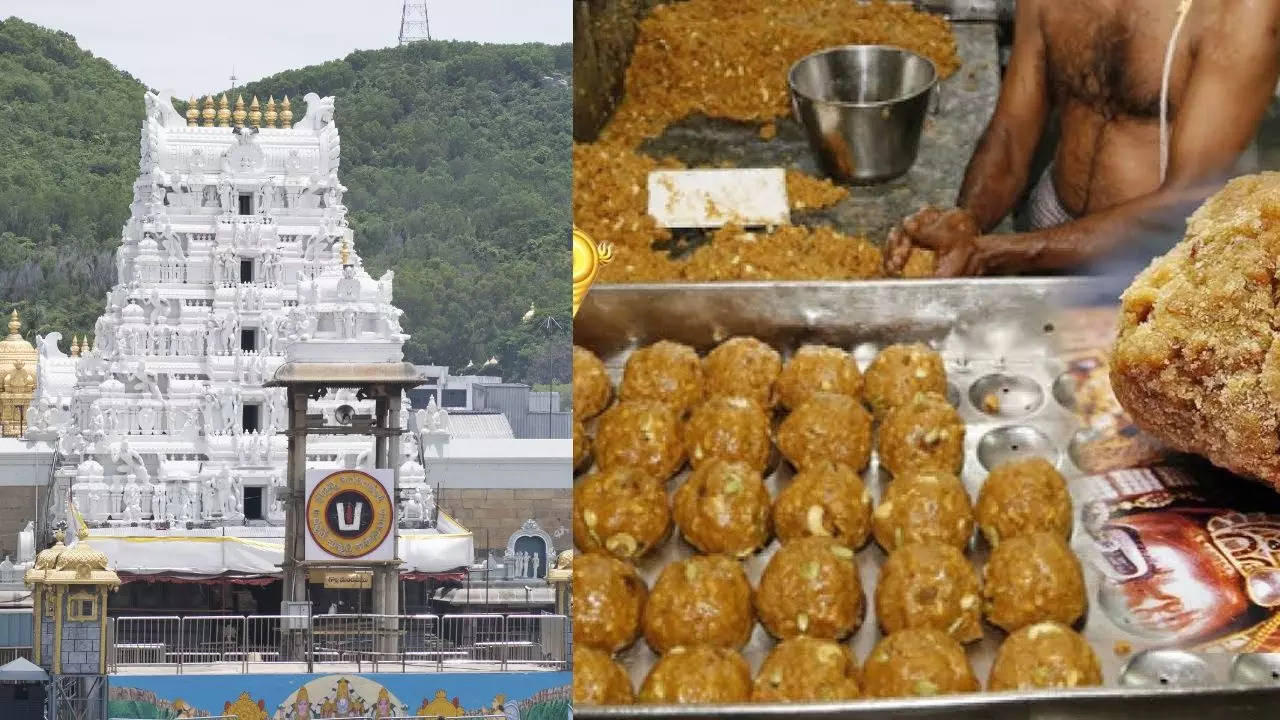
[{"xmin": 1111, "ymin": 172, "xmax": 1280, "ymax": 487}]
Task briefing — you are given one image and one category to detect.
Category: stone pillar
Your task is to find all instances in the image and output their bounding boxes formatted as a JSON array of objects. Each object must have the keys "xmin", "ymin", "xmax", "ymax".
[
  {"xmin": 387, "ymin": 400, "xmax": 402, "ymax": 487},
  {"xmin": 282, "ymin": 388, "xmax": 309, "ymax": 605},
  {"xmin": 374, "ymin": 397, "xmax": 389, "ymax": 469},
  {"xmin": 372, "ymin": 395, "xmax": 399, "ymax": 659},
  {"xmin": 280, "ymin": 388, "xmax": 311, "ymax": 662}
]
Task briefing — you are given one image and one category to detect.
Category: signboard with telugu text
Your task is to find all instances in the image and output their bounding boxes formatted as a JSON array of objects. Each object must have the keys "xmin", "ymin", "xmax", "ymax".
[{"xmin": 304, "ymin": 469, "xmax": 396, "ymax": 562}]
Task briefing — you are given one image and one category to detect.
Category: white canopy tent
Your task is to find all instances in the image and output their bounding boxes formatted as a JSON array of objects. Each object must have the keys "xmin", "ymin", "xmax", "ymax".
[
  {"xmin": 82, "ymin": 512, "xmax": 473, "ymax": 578},
  {"xmin": 0, "ymin": 657, "xmax": 47, "ymax": 683}
]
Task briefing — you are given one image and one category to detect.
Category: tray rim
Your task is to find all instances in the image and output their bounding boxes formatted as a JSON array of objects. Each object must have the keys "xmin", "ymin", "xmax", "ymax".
[{"xmin": 574, "ymin": 679, "xmax": 1280, "ymax": 717}]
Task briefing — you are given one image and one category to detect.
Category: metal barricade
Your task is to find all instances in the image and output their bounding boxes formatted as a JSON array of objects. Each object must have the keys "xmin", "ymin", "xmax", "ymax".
[
  {"xmin": 244, "ymin": 615, "xmax": 287, "ymax": 671},
  {"xmin": 439, "ymin": 614, "xmax": 505, "ymax": 670},
  {"xmin": 312, "ymin": 613, "xmax": 368, "ymax": 666},
  {"xmin": 181, "ymin": 615, "xmax": 246, "ymax": 670},
  {"xmin": 111, "ymin": 615, "xmax": 181, "ymax": 667},
  {"xmin": 398, "ymin": 614, "xmax": 441, "ymax": 671},
  {"xmin": 108, "ymin": 612, "xmax": 569, "ymax": 673},
  {"xmin": 504, "ymin": 613, "xmax": 568, "ymax": 670}
]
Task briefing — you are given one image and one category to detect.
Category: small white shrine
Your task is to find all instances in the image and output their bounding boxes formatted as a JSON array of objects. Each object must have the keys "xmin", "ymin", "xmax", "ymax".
[{"xmin": 23, "ymin": 92, "xmax": 468, "ymax": 579}]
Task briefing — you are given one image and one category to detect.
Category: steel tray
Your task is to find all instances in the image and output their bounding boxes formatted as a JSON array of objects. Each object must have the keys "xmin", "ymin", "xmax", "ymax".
[{"xmin": 573, "ymin": 279, "xmax": 1280, "ymax": 719}]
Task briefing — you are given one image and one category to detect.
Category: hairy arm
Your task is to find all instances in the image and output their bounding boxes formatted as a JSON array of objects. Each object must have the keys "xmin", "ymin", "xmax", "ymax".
[
  {"xmin": 956, "ymin": 0, "xmax": 1051, "ymax": 232},
  {"xmin": 973, "ymin": 0, "xmax": 1280, "ymax": 274}
]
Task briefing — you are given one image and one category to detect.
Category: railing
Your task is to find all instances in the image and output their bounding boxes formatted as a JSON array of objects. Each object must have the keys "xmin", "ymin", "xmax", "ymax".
[
  {"xmin": 109, "ymin": 613, "xmax": 567, "ymax": 673},
  {"xmin": 0, "ymin": 646, "xmax": 34, "ymax": 664}
]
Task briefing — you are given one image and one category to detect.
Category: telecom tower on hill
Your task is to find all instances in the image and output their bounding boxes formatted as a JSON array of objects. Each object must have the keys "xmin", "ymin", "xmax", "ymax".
[{"xmin": 399, "ymin": 1, "xmax": 432, "ymax": 44}]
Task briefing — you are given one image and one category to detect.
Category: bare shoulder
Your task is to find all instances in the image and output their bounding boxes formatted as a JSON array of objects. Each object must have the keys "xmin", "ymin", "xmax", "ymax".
[{"xmin": 1198, "ymin": 0, "xmax": 1280, "ymax": 41}]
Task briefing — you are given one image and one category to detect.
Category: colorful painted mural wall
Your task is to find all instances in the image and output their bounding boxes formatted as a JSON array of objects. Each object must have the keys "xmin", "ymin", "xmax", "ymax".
[{"xmin": 107, "ymin": 672, "xmax": 571, "ymax": 720}]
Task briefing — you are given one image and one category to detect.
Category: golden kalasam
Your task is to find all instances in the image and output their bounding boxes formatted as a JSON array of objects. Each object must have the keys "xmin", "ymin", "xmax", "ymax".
[{"xmin": 1111, "ymin": 173, "xmax": 1280, "ymax": 487}]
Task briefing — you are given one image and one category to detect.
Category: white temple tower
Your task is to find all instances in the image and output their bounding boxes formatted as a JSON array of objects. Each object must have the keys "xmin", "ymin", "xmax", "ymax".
[{"xmin": 23, "ymin": 92, "xmax": 466, "ymax": 586}]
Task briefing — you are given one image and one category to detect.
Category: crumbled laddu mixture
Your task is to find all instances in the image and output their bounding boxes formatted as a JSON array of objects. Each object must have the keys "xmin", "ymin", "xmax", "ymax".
[
  {"xmin": 599, "ymin": 0, "xmax": 959, "ymax": 147},
  {"xmin": 1111, "ymin": 172, "xmax": 1280, "ymax": 488},
  {"xmin": 573, "ymin": 142, "xmax": 682, "ymax": 253},
  {"xmin": 786, "ymin": 169, "xmax": 848, "ymax": 211},
  {"xmin": 574, "ymin": 0, "xmax": 959, "ymax": 283},
  {"xmin": 683, "ymin": 224, "xmax": 884, "ymax": 281},
  {"xmin": 901, "ymin": 248, "xmax": 939, "ymax": 278}
]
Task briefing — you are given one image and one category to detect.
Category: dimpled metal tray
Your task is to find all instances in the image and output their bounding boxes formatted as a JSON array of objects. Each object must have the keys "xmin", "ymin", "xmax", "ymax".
[{"xmin": 573, "ymin": 279, "xmax": 1280, "ymax": 719}]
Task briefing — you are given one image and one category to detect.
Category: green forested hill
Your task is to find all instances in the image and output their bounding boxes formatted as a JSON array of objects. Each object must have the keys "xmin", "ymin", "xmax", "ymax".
[{"xmin": 0, "ymin": 17, "xmax": 570, "ymax": 382}]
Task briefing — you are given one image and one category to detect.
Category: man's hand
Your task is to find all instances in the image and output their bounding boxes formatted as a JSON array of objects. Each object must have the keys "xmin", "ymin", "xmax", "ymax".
[{"xmin": 884, "ymin": 206, "xmax": 985, "ymax": 277}]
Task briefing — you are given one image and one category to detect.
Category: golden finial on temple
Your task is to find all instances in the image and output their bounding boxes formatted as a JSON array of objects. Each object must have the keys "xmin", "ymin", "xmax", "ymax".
[
  {"xmin": 70, "ymin": 335, "xmax": 80, "ymax": 358},
  {"xmin": 8, "ymin": 309, "xmax": 20, "ymax": 337},
  {"xmin": 216, "ymin": 93, "xmax": 231, "ymax": 127},
  {"xmin": 265, "ymin": 96, "xmax": 278, "ymax": 127},
  {"xmin": 186, "ymin": 96, "xmax": 198, "ymax": 126},
  {"xmin": 233, "ymin": 94, "xmax": 246, "ymax": 127},
  {"xmin": 280, "ymin": 95, "xmax": 293, "ymax": 128},
  {"xmin": 248, "ymin": 96, "xmax": 262, "ymax": 128},
  {"xmin": 340, "ymin": 239, "xmax": 351, "ymax": 266},
  {"xmin": 201, "ymin": 95, "xmax": 216, "ymax": 127}
]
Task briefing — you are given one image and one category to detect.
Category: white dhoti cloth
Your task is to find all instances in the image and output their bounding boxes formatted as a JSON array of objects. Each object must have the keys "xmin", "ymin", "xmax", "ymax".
[{"xmin": 1026, "ymin": 167, "xmax": 1076, "ymax": 231}]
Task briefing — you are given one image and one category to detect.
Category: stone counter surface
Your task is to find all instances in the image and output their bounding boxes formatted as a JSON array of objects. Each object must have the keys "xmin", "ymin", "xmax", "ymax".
[{"xmin": 638, "ymin": 23, "xmax": 1005, "ymax": 243}]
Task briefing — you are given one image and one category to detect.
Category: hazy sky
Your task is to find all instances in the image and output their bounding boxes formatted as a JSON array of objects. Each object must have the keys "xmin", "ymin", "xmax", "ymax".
[{"xmin": 1, "ymin": 1, "xmax": 571, "ymax": 97}]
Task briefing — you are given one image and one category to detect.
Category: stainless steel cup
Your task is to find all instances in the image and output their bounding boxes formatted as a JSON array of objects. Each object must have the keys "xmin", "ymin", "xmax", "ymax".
[{"xmin": 789, "ymin": 45, "xmax": 938, "ymax": 184}]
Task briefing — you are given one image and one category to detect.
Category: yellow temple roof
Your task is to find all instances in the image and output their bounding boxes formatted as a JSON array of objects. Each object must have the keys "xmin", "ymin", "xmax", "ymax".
[{"xmin": 0, "ymin": 310, "xmax": 36, "ymax": 368}]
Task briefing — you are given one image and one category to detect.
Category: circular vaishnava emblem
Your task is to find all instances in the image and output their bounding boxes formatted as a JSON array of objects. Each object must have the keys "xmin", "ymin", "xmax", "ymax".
[{"xmin": 306, "ymin": 470, "xmax": 393, "ymax": 559}]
